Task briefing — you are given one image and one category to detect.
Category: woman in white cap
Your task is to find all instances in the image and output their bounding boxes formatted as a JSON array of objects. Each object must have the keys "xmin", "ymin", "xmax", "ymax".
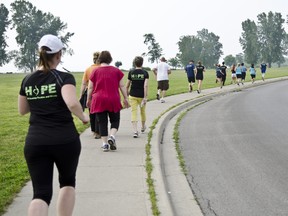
[{"xmin": 18, "ymin": 34, "xmax": 89, "ymax": 216}]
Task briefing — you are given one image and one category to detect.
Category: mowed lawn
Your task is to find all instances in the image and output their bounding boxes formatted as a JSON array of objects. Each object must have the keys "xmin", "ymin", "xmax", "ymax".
[{"xmin": 0, "ymin": 66, "xmax": 287, "ymax": 214}]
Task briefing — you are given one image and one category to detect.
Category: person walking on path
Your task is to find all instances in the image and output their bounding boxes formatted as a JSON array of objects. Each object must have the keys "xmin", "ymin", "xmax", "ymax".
[
  {"xmin": 80, "ymin": 51, "xmax": 101, "ymax": 139},
  {"xmin": 195, "ymin": 61, "xmax": 205, "ymax": 93},
  {"xmin": 241, "ymin": 62, "xmax": 247, "ymax": 84},
  {"xmin": 215, "ymin": 63, "xmax": 224, "ymax": 88},
  {"xmin": 249, "ymin": 63, "xmax": 256, "ymax": 83},
  {"xmin": 152, "ymin": 57, "xmax": 171, "ymax": 103},
  {"xmin": 185, "ymin": 60, "xmax": 195, "ymax": 92},
  {"xmin": 220, "ymin": 61, "xmax": 227, "ymax": 86},
  {"xmin": 231, "ymin": 63, "xmax": 237, "ymax": 84},
  {"xmin": 18, "ymin": 34, "xmax": 89, "ymax": 216},
  {"xmin": 86, "ymin": 50, "xmax": 129, "ymax": 152},
  {"xmin": 260, "ymin": 62, "xmax": 267, "ymax": 81},
  {"xmin": 126, "ymin": 56, "xmax": 149, "ymax": 138},
  {"xmin": 235, "ymin": 63, "xmax": 242, "ymax": 85}
]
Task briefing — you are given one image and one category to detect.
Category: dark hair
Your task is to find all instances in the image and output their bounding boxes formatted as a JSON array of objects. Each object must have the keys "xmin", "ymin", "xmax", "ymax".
[
  {"xmin": 251, "ymin": 63, "xmax": 254, "ymax": 68},
  {"xmin": 98, "ymin": 50, "xmax": 113, "ymax": 64},
  {"xmin": 133, "ymin": 56, "xmax": 143, "ymax": 67},
  {"xmin": 38, "ymin": 47, "xmax": 59, "ymax": 73}
]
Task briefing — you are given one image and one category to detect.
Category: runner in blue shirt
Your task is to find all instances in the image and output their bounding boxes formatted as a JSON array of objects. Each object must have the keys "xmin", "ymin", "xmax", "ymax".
[
  {"xmin": 235, "ymin": 63, "xmax": 242, "ymax": 86},
  {"xmin": 241, "ymin": 62, "xmax": 247, "ymax": 85},
  {"xmin": 185, "ymin": 60, "xmax": 195, "ymax": 92},
  {"xmin": 249, "ymin": 63, "xmax": 256, "ymax": 83},
  {"xmin": 260, "ymin": 62, "xmax": 267, "ymax": 81}
]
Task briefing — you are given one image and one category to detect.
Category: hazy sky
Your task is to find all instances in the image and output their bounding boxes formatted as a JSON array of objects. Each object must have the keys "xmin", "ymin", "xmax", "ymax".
[{"xmin": 1, "ymin": 0, "xmax": 288, "ymax": 72}]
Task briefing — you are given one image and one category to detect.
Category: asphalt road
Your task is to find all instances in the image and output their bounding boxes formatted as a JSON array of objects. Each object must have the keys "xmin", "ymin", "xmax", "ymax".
[{"xmin": 179, "ymin": 80, "xmax": 288, "ymax": 216}]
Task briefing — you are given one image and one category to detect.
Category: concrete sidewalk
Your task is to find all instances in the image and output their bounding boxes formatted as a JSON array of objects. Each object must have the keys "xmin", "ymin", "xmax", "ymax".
[{"xmin": 3, "ymin": 77, "xmax": 286, "ymax": 216}]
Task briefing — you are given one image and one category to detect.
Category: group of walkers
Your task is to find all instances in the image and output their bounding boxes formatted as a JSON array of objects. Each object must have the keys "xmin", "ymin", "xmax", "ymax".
[
  {"xmin": 230, "ymin": 62, "xmax": 267, "ymax": 85},
  {"xmin": 185, "ymin": 59, "xmax": 268, "ymax": 92},
  {"xmin": 18, "ymin": 33, "xmax": 172, "ymax": 216},
  {"xmin": 17, "ymin": 33, "xmax": 269, "ymax": 216}
]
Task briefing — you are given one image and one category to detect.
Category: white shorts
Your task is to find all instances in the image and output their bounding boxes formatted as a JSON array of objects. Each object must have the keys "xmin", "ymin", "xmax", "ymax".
[{"xmin": 231, "ymin": 74, "xmax": 236, "ymax": 78}]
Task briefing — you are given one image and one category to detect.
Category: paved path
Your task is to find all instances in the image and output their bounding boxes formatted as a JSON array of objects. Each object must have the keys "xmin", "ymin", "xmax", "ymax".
[{"xmin": 3, "ymin": 77, "xmax": 287, "ymax": 216}]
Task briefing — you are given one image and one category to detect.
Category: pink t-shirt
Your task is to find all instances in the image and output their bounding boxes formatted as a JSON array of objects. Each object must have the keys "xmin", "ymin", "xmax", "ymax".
[{"xmin": 89, "ymin": 65, "xmax": 124, "ymax": 113}]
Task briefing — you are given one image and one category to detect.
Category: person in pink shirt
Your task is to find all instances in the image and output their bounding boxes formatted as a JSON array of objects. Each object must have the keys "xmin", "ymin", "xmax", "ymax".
[{"xmin": 86, "ymin": 51, "xmax": 129, "ymax": 152}]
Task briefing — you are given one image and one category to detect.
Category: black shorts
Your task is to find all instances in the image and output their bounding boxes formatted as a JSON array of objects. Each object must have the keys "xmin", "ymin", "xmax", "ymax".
[
  {"xmin": 251, "ymin": 74, "xmax": 256, "ymax": 78},
  {"xmin": 188, "ymin": 76, "xmax": 195, "ymax": 83},
  {"xmin": 157, "ymin": 80, "xmax": 169, "ymax": 90},
  {"xmin": 196, "ymin": 74, "xmax": 203, "ymax": 81},
  {"xmin": 216, "ymin": 74, "xmax": 223, "ymax": 78},
  {"xmin": 236, "ymin": 74, "xmax": 242, "ymax": 79}
]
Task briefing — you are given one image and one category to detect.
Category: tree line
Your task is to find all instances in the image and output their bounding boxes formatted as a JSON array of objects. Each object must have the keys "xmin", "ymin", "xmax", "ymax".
[
  {"xmin": 1, "ymin": 1, "xmax": 288, "ymax": 72},
  {"xmin": 143, "ymin": 13, "xmax": 288, "ymax": 69}
]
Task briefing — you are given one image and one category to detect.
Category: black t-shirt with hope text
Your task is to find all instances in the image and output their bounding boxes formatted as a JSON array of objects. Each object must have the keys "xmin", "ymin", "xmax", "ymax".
[
  {"xmin": 128, "ymin": 69, "xmax": 149, "ymax": 98},
  {"xmin": 19, "ymin": 70, "xmax": 79, "ymax": 146}
]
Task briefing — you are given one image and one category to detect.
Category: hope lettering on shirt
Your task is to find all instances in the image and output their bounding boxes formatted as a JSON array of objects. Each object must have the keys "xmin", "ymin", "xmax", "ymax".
[
  {"xmin": 25, "ymin": 83, "xmax": 58, "ymax": 100},
  {"xmin": 131, "ymin": 74, "xmax": 144, "ymax": 80}
]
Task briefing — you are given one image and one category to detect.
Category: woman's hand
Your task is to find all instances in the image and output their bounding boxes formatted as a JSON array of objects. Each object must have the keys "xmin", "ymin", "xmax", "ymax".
[
  {"xmin": 81, "ymin": 113, "xmax": 90, "ymax": 124},
  {"xmin": 122, "ymin": 98, "xmax": 130, "ymax": 109}
]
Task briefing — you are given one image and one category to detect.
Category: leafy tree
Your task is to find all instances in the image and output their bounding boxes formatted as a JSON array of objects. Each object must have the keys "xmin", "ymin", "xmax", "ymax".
[
  {"xmin": 223, "ymin": 54, "xmax": 236, "ymax": 66},
  {"xmin": 239, "ymin": 19, "xmax": 259, "ymax": 65},
  {"xmin": 0, "ymin": 3, "xmax": 11, "ymax": 67},
  {"xmin": 143, "ymin": 33, "xmax": 163, "ymax": 64},
  {"xmin": 196, "ymin": 29, "xmax": 223, "ymax": 68},
  {"xmin": 257, "ymin": 11, "xmax": 286, "ymax": 67},
  {"xmin": 177, "ymin": 35, "xmax": 202, "ymax": 67},
  {"xmin": 168, "ymin": 56, "xmax": 181, "ymax": 69},
  {"xmin": 235, "ymin": 53, "xmax": 244, "ymax": 64},
  {"xmin": 10, "ymin": 0, "xmax": 74, "ymax": 72},
  {"xmin": 114, "ymin": 61, "xmax": 122, "ymax": 68}
]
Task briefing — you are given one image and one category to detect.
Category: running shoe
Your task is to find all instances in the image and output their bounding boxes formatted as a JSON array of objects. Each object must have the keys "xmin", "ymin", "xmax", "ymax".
[
  {"xmin": 103, "ymin": 144, "xmax": 109, "ymax": 152},
  {"xmin": 108, "ymin": 136, "xmax": 117, "ymax": 150},
  {"xmin": 133, "ymin": 132, "xmax": 139, "ymax": 138},
  {"xmin": 156, "ymin": 93, "xmax": 160, "ymax": 100},
  {"xmin": 141, "ymin": 125, "xmax": 146, "ymax": 133}
]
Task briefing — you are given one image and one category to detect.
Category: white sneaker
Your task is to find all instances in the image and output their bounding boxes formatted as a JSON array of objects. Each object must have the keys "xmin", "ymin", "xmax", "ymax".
[
  {"xmin": 141, "ymin": 125, "xmax": 146, "ymax": 133},
  {"xmin": 102, "ymin": 144, "xmax": 109, "ymax": 152},
  {"xmin": 133, "ymin": 132, "xmax": 139, "ymax": 138},
  {"xmin": 108, "ymin": 136, "xmax": 117, "ymax": 150}
]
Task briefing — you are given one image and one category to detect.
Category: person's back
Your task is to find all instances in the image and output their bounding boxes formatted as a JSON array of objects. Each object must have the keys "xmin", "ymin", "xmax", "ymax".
[
  {"xmin": 90, "ymin": 65, "xmax": 123, "ymax": 113},
  {"xmin": 220, "ymin": 64, "xmax": 227, "ymax": 75},
  {"xmin": 260, "ymin": 63, "xmax": 267, "ymax": 73},
  {"xmin": 236, "ymin": 65, "xmax": 242, "ymax": 74},
  {"xmin": 196, "ymin": 63, "xmax": 205, "ymax": 75},
  {"xmin": 185, "ymin": 62, "xmax": 195, "ymax": 78},
  {"xmin": 129, "ymin": 69, "xmax": 149, "ymax": 98},
  {"xmin": 156, "ymin": 61, "xmax": 170, "ymax": 81},
  {"xmin": 250, "ymin": 66, "xmax": 256, "ymax": 75},
  {"xmin": 231, "ymin": 64, "xmax": 236, "ymax": 73},
  {"xmin": 21, "ymin": 70, "xmax": 79, "ymax": 144}
]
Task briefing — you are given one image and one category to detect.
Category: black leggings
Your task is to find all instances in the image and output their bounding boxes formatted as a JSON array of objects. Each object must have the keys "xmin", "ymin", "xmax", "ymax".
[
  {"xmin": 24, "ymin": 140, "xmax": 81, "ymax": 205},
  {"xmin": 89, "ymin": 110, "xmax": 99, "ymax": 134},
  {"xmin": 96, "ymin": 111, "xmax": 120, "ymax": 136}
]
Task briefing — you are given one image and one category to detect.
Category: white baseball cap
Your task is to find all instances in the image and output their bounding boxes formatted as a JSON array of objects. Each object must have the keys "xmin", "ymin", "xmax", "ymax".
[{"xmin": 38, "ymin": 34, "xmax": 64, "ymax": 54}]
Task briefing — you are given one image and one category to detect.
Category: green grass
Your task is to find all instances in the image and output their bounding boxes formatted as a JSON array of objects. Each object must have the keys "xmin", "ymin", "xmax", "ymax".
[{"xmin": 0, "ymin": 67, "xmax": 287, "ymax": 215}]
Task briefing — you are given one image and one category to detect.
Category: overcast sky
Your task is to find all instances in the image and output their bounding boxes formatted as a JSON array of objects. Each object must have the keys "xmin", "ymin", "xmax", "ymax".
[{"xmin": 1, "ymin": 0, "xmax": 288, "ymax": 72}]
